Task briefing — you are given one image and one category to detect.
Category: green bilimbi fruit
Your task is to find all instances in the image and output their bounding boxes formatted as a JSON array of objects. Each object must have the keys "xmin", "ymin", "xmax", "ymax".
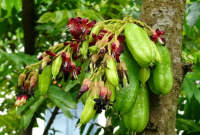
[
  {"xmin": 105, "ymin": 55, "xmax": 119, "ymax": 88},
  {"xmin": 80, "ymin": 40, "xmax": 89, "ymax": 59},
  {"xmin": 123, "ymin": 84, "xmax": 149, "ymax": 133},
  {"xmin": 105, "ymin": 80, "xmax": 115, "ymax": 103},
  {"xmin": 148, "ymin": 45, "xmax": 173, "ymax": 95},
  {"xmin": 151, "ymin": 41, "xmax": 162, "ymax": 63},
  {"xmin": 113, "ymin": 45, "xmax": 139, "ymax": 115},
  {"xmin": 38, "ymin": 65, "xmax": 52, "ymax": 95},
  {"xmin": 89, "ymin": 22, "xmax": 102, "ymax": 42},
  {"xmin": 124, "ymin": 23, "xmax": 157, "ymax": 67},
  {"xmin": 139, "ymin": 67, "xmax": 150, "ymax": 85},
  {"xmin": 80, "ymin": 86, "xmax": 100, "ymax": 126},
  {"xmin": 52, "ymin": 54, "xmax": 62, "ymax": 79}
]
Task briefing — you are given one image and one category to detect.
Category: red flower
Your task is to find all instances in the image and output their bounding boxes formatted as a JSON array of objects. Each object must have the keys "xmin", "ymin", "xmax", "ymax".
[
  {"xmin": 81, "ymin": 18, "xmax": 96, "ymax": 35},
  {"xmin": 150, "ymin": 29, "xmax": 165, "ymax": 45},
  {"xmin": 111, "ymin": 39, "xmax": 124, "ymax": 63},
  {"xmin": 67, "ymin": 17, "xmax": 96, "ymax": 39},
  {"xmin": 89, "ymin": 33, "xmax": 104, "ymax": 46},
  {"xmin": 61, "ymin": 61, "xmax": 81, "ymax": 81},
  {"xmin": 67, "ymin": 17, "xmax": 83, "ymax": 39},
  {"xmin": 61, "ymin": 52, "xmax": 70, "ymax": 68}
]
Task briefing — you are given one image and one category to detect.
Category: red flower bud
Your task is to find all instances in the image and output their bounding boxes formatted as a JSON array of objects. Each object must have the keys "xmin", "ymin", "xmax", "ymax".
[
  {"xmin": 17, "ymin": 73, "xmax": 26, "ymax": 87},
  {"xmin": 24, "ymin": 80, "xmax": 30, "ymax": 91},
  {"xmin": 106, "ymin": 90, "xmax": 112, "ymax": 101},
  {"xmin": 30, "ymin": 71, "xmax": 36, "ymax": 77},
  {"xmin": 21, "ymin": 94, "xmax": 28, "ymax": 105},
  {"xmin": 40, "ymin": 56, "xmax": 51, "ymax": 74},
  {"xmin": 91, "ymin": 54, "xmax": 99, "ymax": 63},
  {"xmin": 97, "ymin": 81, "xmax": 104, "ymax": 88},
  {"xmin": 100, "ymin": 86, "xmax": 108, "ymax": 99},
  {"xmin": 91, "ymin": 86, "xmax": 100, "ymax": 97},
  {"xmin": 38, "ymin": 52, "xmax": 47, "ymax": 60}
]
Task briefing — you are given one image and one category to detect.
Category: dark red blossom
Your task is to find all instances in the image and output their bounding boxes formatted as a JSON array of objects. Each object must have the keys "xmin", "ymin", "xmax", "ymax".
[
  {"xmin": 61, "ymin": 61, "xmax": 81, "ymax": 81},
  {"xmin": 46, "ymin": 51, "xmax": 56, "ymax": 56},
  {"xmin": 61, "ymin": 52, "xmax": 70, "ymax": 68},
  {"xmin": 67, "ymin": 17, "xmax": 96, "ymax": 39},
  {"xmin": 81, "ymin": 18, "xmax": 96, "ymax": 35},
  {"xmin": 89, "ymin": 33, "xmax": 104, "ymax": 46},
  {"xmin": 150, "ymin": 29, "xmax": 165, "ymax": 45},
  {"xmin": 111, "ymin": 40, "xmax": 124, "ymax": 63},
  {"xmin": 71, "ymin": 67, "xmax": 81, "ymax": 80}
]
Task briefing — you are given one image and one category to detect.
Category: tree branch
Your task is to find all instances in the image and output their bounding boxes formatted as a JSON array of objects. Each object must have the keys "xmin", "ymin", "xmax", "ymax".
[{"xmin": 43, "ymin": 106, "xmax": 59, "ymax": 135}]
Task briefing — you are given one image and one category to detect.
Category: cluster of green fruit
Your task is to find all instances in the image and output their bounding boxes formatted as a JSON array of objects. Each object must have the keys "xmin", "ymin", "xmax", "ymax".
[
  {"xmin": 77, "ymin": 17, "xmax": 173, "ymax": 134},
  {"xmin": 15, "ymin": 15, "xmax": 173, "ymax": 134}
]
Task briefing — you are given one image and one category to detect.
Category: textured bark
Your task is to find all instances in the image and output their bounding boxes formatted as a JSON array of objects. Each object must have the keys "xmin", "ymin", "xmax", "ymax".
[
  {"xmin": 138, "ymin": 0, "xmax": 186, "ymax": 134},
  {"xmin": 22, "ymin": 0, "xmax": 36, "ymax": 55}
]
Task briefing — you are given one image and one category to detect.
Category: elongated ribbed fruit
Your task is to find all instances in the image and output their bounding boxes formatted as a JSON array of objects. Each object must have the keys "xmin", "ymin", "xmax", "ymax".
[
  {"xmin": 124, "ymin": 23, "xmax": 156, "ymax": 67},
  {"xmin": 148, "ymin": 45, "xmax": 173, "ymax": 95},
  {"xmin": 105, "ymin": 55, "xmax": 119, "ymax": 87},
  {"xmin": 80, "ymin": 86, "xmax": 99, "ymax": 126},
  {"xmin": 139, "ymin": 67, "xmax": 150, "ymax": 85},
  {"xmin": 113, "ymin": 45, "xmax": 139, "ymax": 115},
  {"xmin": 123, "ymin": 84, "xmax": 149, "ymax": 133},
  {"xmin": 52, "ymin": 55, "xmax": 62, "ymax": 79}
]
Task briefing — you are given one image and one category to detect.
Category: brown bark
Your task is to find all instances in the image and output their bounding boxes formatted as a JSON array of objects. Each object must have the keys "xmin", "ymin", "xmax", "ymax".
[
  {"xmin": 22, "ymin": 0, "xmax": 36, "ymax": 55},
  {"xmin": 138, "ymin": 0, "xmax": 186, "ymax": 134}
]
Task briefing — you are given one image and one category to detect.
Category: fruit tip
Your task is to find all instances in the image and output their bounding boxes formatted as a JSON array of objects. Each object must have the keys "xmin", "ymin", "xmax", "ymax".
[{"xmin": 116, "ymin": 86, "xmax": 120, "ymax": 91}]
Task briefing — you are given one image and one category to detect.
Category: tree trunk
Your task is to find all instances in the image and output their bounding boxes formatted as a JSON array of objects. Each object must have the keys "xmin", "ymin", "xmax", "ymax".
[
  {"xmin": 21, "ymin": 1, "xmax": 36, "ymax": 134},
  {"xmin": 139, "ymin": 0, "xmax": 186, "ymax": 134},
  {"xmin": 22, "ymin": 0, "xmax": 36, "ymax": 55}
]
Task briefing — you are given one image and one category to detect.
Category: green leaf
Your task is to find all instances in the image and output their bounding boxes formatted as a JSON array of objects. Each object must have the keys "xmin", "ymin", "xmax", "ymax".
[
  {"xmin": 182, "ymin": 71, "xmax": 200, "ymax": 103},
  {"xmin": 4, "ymin": 0, "xmax": 13, "ymax": 18},
  {"xmin": 75, "ymin": 119, "xmax": 80, "ymax": 128},
  {"xmin": 20, "ymin": 96, "xmax": 45, "ymax": 129},
  {"xmin": 86, "ymin": 124, "xmax": 94, "ymax": 135},
  {"xmin": 111, "ymin": 115, "xmax": 121, "ymax": 128},
  {"xmin": 186, "ymin": 2, "xmax": 200, "ymax": 29},
  {"xmin": 0, "ymin": 50, "xmax": 38, "ymax": 69},
  {"xmin": 49, "ymin": 96, "xmax": 72, "ymax": 119},
  {"xmin": 118, "ymin": 120, "xmax": 128, "ymax": 134},
  {"xmin": 182, "ymin": 76, "xmax": 196, "ymax": 101},
  {"xmin": 176, "ymin": 118, "xmax": 200, "ymax": 132},
  {"xmin": 13, "ymin": 0, "xmax": 22, "ymax": 11},
  {"xmin": 93, "ymin": 114, "xmax": 99, "ymax": 122},
  {"xmin": 64, "ymin": 79, "xmax": 79, "ymax": 92},
  {"xmin": 54, "ymin": 11, "xmax": 64, "ymax": 23},
  {"xmin": 94, "ymin": 128, "xmax": 102, "ymax": 135},
  {"xmin": 37, "ymin": 12, "xmax": 55, "ymax": 23},
  {"xmin": 48, "ymin": 85, "xmax": 76, "ymax": 108},
  {"xmin": 75, "ymin": 9, "xmax": 104, "ymax": 22},
  {"xmin": 80, "ymin": 124, "xmax": 86, "ymax": 135}
]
